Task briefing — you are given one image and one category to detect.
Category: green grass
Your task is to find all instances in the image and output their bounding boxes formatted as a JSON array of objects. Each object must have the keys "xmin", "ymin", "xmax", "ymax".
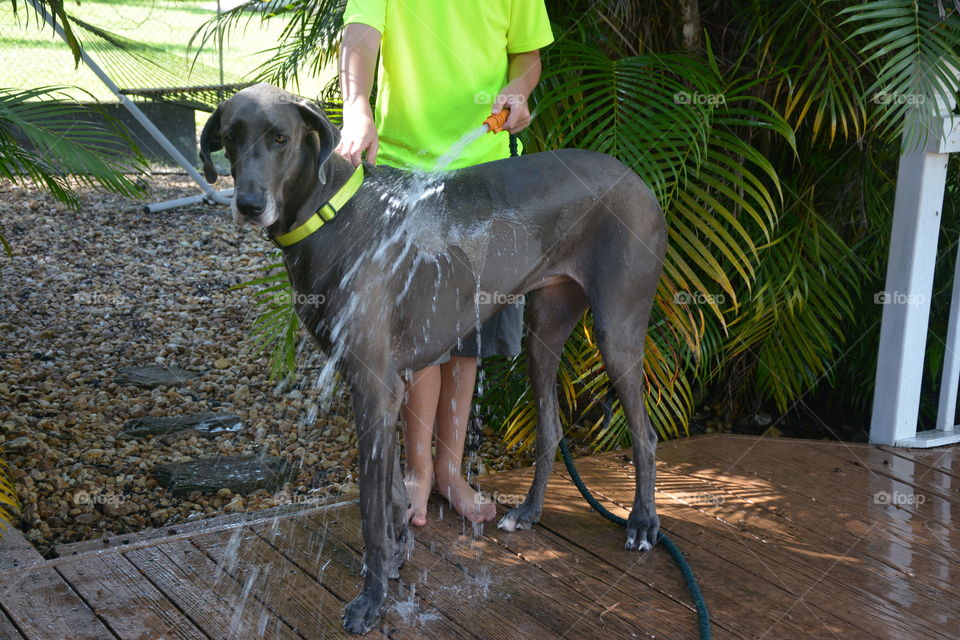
[{"xmin": 0, "ymin": 0, "xmax": 333, "ymax": 102}]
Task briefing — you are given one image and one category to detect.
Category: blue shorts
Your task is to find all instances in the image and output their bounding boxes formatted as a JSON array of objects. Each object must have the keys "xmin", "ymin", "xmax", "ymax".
[{"xmin": 431, "ymin": 302, "xmax": 524, "ymax": 365}]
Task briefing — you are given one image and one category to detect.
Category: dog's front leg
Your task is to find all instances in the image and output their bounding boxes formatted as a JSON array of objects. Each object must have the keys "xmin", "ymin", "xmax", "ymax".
[
  {"xmin": 342, "ymin": 365, "xmax": 404, "ymax": 635},
  {"xmin": 388, "ymin": 444, "xmax": 412, "ymax": 578}
]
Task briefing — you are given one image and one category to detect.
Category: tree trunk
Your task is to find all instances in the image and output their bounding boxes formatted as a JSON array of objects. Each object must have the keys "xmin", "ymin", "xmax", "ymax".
[{"xmin": 678, "ymin": 0, "xmax": 703, "ymax": 54}]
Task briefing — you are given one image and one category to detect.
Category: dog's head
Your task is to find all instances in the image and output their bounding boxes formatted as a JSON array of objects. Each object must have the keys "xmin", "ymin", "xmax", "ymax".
[{"xmin": 200, "ymin": 83, "xmax": 341, "ymax": 228}]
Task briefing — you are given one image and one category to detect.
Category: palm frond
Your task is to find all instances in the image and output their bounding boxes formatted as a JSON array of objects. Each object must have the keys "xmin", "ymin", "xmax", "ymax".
[
  {"xmin": 739, "ymin": 0, "xmax": 868, "ymax": 145},
  {"xmin": 839, "ymin": 0, "xmax": 960, "ymax": 150},
  {"xmin": 192, "ymin": 0, "xmax": 346, "ymax": 90},
  {"xmin": 0, "ymin": 87, "xmax": 145, "ymax": 204},
  {"xmin": 7, "ymin": 0, "xmax": 82, "ymax": 64},
  {"xmin": 0, "ymin": 454, "xmax": 18, "ymax": 533},
  {"xmin": 515, "ymin": 39, "xmax": 792, "ymax": 445},
  {"xmin": 723, "ymin": 200, "xmax": 861, "ymax": 412},
  {"xmin": 231, "ymin": 259, "xmax": 301, "ymax": 379}
]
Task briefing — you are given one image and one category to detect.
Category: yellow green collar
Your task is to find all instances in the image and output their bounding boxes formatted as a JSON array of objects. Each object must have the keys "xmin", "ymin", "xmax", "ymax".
[{"xmin": 273, "ymin": 164, "xmax": 364, "ymax": 248}]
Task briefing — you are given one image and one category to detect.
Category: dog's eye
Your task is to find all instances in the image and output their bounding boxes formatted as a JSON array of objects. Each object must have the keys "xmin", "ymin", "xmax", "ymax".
[{"xmin": 275, "ymin": 134, "xmax": 288, "ymax": 144}]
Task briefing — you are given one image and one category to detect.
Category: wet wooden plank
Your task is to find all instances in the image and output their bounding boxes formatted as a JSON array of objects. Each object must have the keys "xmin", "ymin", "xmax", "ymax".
[
  {"xmin": 331, "ymin": 502, "xmax": 654, "ymax": 640},
  {"xmin": 2, "ymin": 567, "xmax": 117, "ymax": 640},
  {"xmin": 595, "ymin": 452, "xmax": 956, "ymax": 637},
  {"xmin": 573, "ymin": 454, "xmax": 958, "ymax": 640},
  {"xmin": 469, "ymin": 475, "xmax": 736, "ymax": 639},
  {"xmin": 0, "ymin": 609, "xmax": 25, "ymax": 640},
  {"xmin": 6, "ymin": 435, "xmax": 958, "ymax": 640},
  {"xmin": 301, "ymin": 506, "xmax": 563, "ymax": 639},
  {"xmin": 0, "ymin": 527, "xmax": 44, "ymax": 571},
  {"xmin": 56, "ymin": 499, "xmax": 357, "ymax": 558},
  {"xmin": 659, "ymin": 436, "xmax": 960, "ymax": 599},
  {"xmin": 191, "ymin": 525, "xmax": 388, "ymax": 640},
  {"xmin": 124, "ymin": 541, "xmax": 299, "ymax": 640},
  {"xmin": 881, "ymin": 443, "xmax": 960, "ymax": 480},
  {"xmin": 416, "ymin": 498, "xmax": 705, "ymax": 640},
  {"xmin": 249, "ymin": 508, "xmax": 473, "ymax": 640},
  {"xmin": 652, "ymin": 440, "xmax": 960, "ymax": 597},
  {"xmin": 317, "ymin": 510, "xmax": 559, "ymax": 639},
  {"xmin": 800, "ymin": 438, "xmax": 960, "ymax": 507},
  {"xmin": 58, "ymin": 553, "xmax": 207, "ymax": 640},
  {"xmin": 483, "ymin": 467, "xmax": 826, "ymax": 639},
  {"xmin": 663, "ymin": 436, "xmax": 960, "ymax": 537}
]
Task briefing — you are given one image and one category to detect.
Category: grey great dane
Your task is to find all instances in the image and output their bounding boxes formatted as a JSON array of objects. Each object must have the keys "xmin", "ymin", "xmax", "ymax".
[{"xmin": 200, "ymin": 83, "xmax": 666, "ymax": 634}]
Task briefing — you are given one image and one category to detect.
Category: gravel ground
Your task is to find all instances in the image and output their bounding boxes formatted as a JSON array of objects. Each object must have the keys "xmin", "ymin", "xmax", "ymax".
[{"xmin": 0, "ymin": 175, "xmax": 539, "ymax": 557}]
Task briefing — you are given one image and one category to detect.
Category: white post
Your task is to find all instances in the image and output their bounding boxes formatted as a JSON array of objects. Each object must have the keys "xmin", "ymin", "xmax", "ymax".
[
  {"xmin": 936, "ymin": 235, "xmax": 960, "ymax": 432},
  {"xmin": 870, "ymin": 72, "xmax": 960, "ymax": 447}
]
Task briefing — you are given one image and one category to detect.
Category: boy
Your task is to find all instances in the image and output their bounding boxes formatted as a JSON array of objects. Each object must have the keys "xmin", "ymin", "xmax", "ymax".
[{"xmin": 337, "ymin": 0, "xmax": 553, "ymax": 525}]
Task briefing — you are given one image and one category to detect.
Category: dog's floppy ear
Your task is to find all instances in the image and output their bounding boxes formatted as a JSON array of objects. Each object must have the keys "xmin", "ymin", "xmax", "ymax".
[
  {"xmin": 199, "ymin": 104, "xmax": 223, "ymax": 184},
  {"xmin": 296, "ymin": 100, "xmax": 342, "ymax": 171}
]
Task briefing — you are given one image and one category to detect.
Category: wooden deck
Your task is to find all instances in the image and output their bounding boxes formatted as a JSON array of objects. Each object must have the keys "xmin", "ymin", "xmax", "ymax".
[{"xmin": 1, "ymin": 434, "xmax": 959, "ymax": 639}]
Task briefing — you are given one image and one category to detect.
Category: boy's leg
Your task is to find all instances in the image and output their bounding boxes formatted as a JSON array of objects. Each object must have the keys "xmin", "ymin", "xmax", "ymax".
[
  {"xmin": 434, "ymin": 356, "xmax": 497, "ymax": 523},
  {"xmin": 401, "ymin": 365, "xmax": 441, "ymax": 526}
]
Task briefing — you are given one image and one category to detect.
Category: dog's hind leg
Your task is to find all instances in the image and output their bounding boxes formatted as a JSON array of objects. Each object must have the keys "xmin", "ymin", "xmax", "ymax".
[
  {"xmin": 499, "ymin": 280, "xmax": 588, "ymax": 532},
  {"xmin": 343, "ymin": 366, "xmax": 404, "ymax": 634},
  {"xmin": 590, "ymin": 290, "xmax": 660, "ymax": 551}
]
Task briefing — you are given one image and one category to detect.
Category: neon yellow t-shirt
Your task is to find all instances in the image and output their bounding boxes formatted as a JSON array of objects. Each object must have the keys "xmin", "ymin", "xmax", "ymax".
[{"xmin": 342, "ymin": 0, "xmax": 553, "ymax": 170}]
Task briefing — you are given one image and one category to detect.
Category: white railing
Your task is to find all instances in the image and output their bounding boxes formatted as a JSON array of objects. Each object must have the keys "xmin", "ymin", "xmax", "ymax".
[{"xmin": 870, "ymin": 73, "xmax": 960, "ymax": 447}]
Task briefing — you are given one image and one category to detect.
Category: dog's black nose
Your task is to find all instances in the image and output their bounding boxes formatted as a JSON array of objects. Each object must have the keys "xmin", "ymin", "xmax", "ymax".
[{"xmin": 236, "ymin": 192, "xmax": 266, "ymax": 217}]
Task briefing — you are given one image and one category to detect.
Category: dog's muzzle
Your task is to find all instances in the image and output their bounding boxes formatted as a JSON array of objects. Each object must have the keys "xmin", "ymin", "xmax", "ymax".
[{"xmin": 232, "ymin": 191, "xmax": 278, "ymax": 227}]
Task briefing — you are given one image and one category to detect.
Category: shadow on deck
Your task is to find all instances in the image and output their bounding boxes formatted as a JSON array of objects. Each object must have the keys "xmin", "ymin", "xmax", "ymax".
[{"xmin": 1, "ymin": 434, "xmax": 958, "ymax": 639}]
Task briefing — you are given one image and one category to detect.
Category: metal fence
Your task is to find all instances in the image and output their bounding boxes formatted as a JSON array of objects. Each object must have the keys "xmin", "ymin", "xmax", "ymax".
[
  {"xmin": 0, "ymin": 1, "xmax": 329, "ymax": 100},
  {"xmin": 0, "ymin": 1, "xmax": 235, "ymax": 101}
]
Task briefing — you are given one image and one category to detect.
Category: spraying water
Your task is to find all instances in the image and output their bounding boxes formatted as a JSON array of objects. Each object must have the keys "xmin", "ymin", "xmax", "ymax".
[
  {"xmin": 433, "ymin": 125, "xmax": 488, "ymax": 172},
  {"xmin": 304, "ymin": 119, "xmax": 502, "ymax": 407},
  {"xmin": 390, "ymin": 582, "xmax": 443, "ymax": 626}
]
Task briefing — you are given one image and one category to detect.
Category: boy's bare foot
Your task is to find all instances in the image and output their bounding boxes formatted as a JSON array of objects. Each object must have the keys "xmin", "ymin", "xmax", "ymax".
[
  {"xmin": 405, "ymin": 472, "xmax": 433, "ymax": 526},
  {"xmin": 435, "ymin": 472, "xmax": 497, "ymax": 523}
]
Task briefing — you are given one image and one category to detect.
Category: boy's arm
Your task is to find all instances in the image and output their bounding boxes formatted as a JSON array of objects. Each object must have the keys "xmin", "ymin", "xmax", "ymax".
[
  {"xmin": 337, "ymin": 22, "xmax": 382, "ymax": 166},
  {"xmin": 493, "ymin": 49, "xmax": 542, "ymax": 134}
]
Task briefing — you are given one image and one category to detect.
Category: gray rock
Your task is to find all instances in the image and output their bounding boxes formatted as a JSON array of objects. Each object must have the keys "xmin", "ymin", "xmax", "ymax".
[
  {"xmin": 154, "ymin": 456, "xmax": 294, "ymax": 495},
  {"xmin": 114, "ymin": 366, "xmax": 204, "ymax": 389},
  {"xmin": 119, "ymin": 412, "xmax": 242, "ymax": 440},
  {"xmin": 3, "ymin": 436, "xmax": 31, "ymax": 452}
]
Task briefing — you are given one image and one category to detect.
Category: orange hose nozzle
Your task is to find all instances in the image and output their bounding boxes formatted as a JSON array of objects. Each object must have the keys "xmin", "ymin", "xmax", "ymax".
[{"xmin": 482, "ymin": 107, "xmax": 510, "ymax": 133}]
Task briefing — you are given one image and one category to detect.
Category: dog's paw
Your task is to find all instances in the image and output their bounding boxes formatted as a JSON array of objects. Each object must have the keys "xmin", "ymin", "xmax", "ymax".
[
  {"xmin": 343, "ymin": 591, "xmax": 386, "ymax": 635},
  {"xmin": 497, "ymin": 504, "xmax": 540, "ymax": 532},
  {"xmin": 624, "ymin": 510, "xmax": 659, "ymax": 551}
]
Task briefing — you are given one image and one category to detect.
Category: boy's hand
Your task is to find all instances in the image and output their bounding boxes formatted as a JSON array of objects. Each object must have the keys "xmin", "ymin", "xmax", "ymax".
[
  {"xmin": 493, "ymin": 86, "xmax": 531, "ymax": 134},
  {"xmin": 336, "ymin": 100, "xmax": 379, "ymax": 166}
]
